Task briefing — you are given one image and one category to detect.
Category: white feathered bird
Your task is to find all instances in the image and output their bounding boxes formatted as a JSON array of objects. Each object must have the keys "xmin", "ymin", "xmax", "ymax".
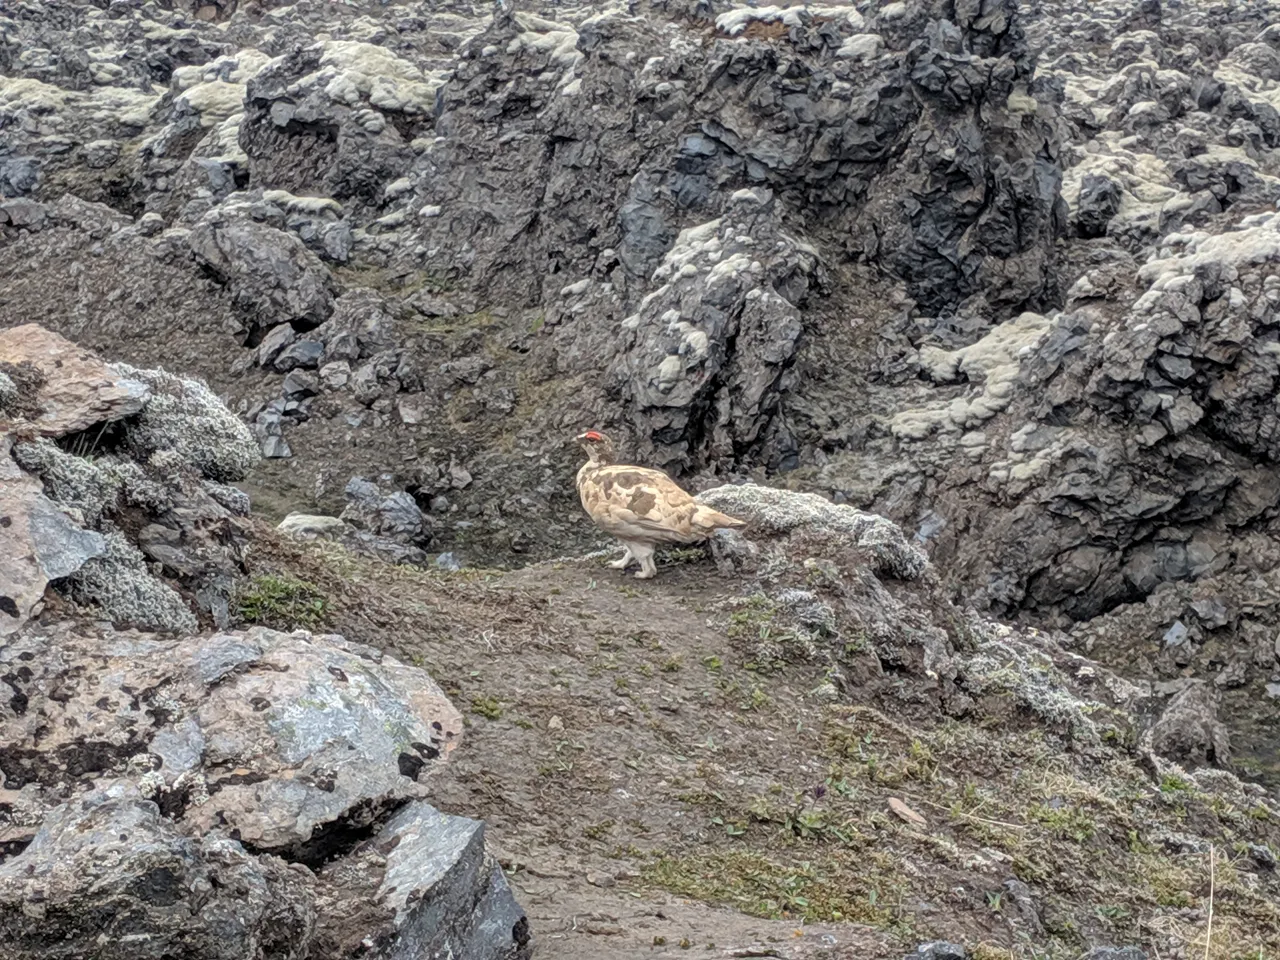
[{"xmin": 574, "ymin": 430, "xmax": 745, "ymax": 579}]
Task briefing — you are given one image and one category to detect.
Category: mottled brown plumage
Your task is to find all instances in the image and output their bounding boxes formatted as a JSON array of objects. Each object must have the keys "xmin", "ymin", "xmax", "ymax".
[{"xmin": 575, "ymin": 430, "xmax": 745, "ymax": 579}]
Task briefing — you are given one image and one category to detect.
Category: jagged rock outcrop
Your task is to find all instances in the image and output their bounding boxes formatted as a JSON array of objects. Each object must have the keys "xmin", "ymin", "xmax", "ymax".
[{"xmin": 1, "ymin": 0, "xmax": 1069, "ymax": 551}]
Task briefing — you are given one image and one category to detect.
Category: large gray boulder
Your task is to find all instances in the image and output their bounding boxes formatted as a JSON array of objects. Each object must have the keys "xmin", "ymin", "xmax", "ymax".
[
  {"xmin": 0, "ymin": 784, "xmax": 315, "ymax": 960},
  {"xmin": 0, "ymin": 623, "xmax": 530, "ymax": 959},
  {"xmin": 188, "ymin": 212, "xmax": 336, "ymax": 336},
  {"xmin": 0, "ymin": 625, "xmax": 463, "ymax": 853}
]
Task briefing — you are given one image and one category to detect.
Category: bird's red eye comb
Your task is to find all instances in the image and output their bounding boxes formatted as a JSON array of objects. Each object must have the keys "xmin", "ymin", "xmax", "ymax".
[{"xmin": 583, "ymin": 431, "xmax": 604, "ymax": 440}]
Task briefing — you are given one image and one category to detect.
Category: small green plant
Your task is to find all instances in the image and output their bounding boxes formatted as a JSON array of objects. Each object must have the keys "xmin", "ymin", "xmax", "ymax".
[
  {"xmin": 1159, "ymin": 773, "xmax": 1191, "ymax": 793},
  {"xmin": 741, "ymin": 684, "xmax": 772, "ymax": 712},
  {"xmin": 1029, "ymin": 803, "xmax": 1096, "ymax": 842},
  {"xmin": 470, "ymin": 696, "xmax": 504, "ymax": 720},
  {"xmin": 237, "ymin": 574, "xmax": 328, "ymax": 630},
  {"xmin": 1095, "ymin": 903, "xmax": 1131, "ymax": 921}
]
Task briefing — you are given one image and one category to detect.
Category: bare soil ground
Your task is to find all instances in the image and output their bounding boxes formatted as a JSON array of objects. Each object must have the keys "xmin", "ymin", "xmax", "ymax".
[{"xmin": 245, "ymin": 529, "xmax": 1280, "ymax": 960}]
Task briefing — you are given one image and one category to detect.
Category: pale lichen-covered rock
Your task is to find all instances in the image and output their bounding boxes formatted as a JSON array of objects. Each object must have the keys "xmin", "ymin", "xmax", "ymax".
[
  {"xmin": 892, "ymin": 312, "xmax": 1052, "ymax": 443},
  {"xmin": 278, "ymin": 512, "xmax": 348, "ymax": 539},
  {"xmin": 698, "ymin": 483, "xmax": 928, "ymax": 581},
  {"xmin": 112, "ymin": 363, "xmax": 260, "ymax": 484},
  {"xmin": 1, "ymin": 331, "xmax": 262, "ymax": 634},
  {"xmin": 1145, "ymin": 679, "xmax": 1232, "ymax": 769},
  {"xmin": 0, "ymin": 438, "xmax": 106, "ymax": 638},
  {"xmin": 12, "ymin": 437, "xmax": 169, "ymax": 526},
  {"xmin": 0, "ymin": 615, "xmax": 527, "ymax": 957},
  {"xmin": 58, "ymin": 530, "xmax": 198, "ymax": 634},
  {"xmin": 0, "ymin": 625, "xmax": 463, "ymax": 853}
]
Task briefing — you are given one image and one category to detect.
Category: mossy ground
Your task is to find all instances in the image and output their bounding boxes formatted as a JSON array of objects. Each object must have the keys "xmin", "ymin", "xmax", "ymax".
[
  {"xmin": 235, "ymin": 573, "xmax": 329, "ymax": 631},
  {"xmin": 247, "ymin": 527, "xmax": 1280, "ymax": 960}
]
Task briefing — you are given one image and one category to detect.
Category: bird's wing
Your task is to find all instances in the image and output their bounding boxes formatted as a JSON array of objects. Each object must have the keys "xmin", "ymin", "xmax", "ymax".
[{"xmin": 578, "ymin": 465, "xmax": 705, "ymax": 542}]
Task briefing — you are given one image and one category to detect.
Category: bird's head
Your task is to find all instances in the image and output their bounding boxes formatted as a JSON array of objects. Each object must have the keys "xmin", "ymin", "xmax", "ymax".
[{"xmin": 575, "ymin": 429, "xmax": 615, "ymax": 464}]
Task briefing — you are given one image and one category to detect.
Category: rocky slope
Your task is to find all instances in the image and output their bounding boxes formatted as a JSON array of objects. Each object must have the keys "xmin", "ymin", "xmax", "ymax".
[
  {"xmin": 3, "ymin": 325, "xmax": 1279, "ymax": 959},
  {"xmin": 8, "ymin": 0, "xmax": 1278, "ymax": 781},
  {"xmin": 0, "ymin": 325, "xmax": 530, "ymax": 959},
  {"xmin": 3, "ymin": 0, "xmax": 1280, "ymax": 953}
]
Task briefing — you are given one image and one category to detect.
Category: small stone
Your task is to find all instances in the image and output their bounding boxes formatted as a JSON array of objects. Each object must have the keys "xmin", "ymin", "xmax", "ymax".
[
  {"xmin": 277, "ymin": 513, "xmax": 346, "ymax": 539},
  {"xmin": 1188, "ymin": 598, "xmax": 1229, "ymax": 629},
  {"xmin": 1163, "ymin": 621, "xmax": 1189, "ymax": 649},
  {"xmin": 319, "ymin": 361, "xmax": 351, "ymax": 390},
  {"xmin": 450, "ymin": 464, "xmax": 473, "ymax": 489},
  {"xmin": 282, "ymin": 370, "xmax": 318, "ymax": 399},
  {"xmin": 275, "ymin": 340, "xmax": 325, "ymax": 372},
  {"xmin": 1214, "ymin": 661, "xmax": 1247, "ymax": 689},
  {"xmin": 261, "ymin": 436, "xmax": 292, "ymax": 458},
  {"xmin": 906, "ymin": 943, "xmax": 967, "ymax": 960},
  {"xmin": 257, "ymin": 324, "xmax": 298, "ymax": 367},
  {"xmin": 137, "ymin": 212, "xmax": 166, "ymax": 237},
  {"xmin": 888, "ymin": 798, "xmax": 926, "ymax": 827},
  {"xmin": 399, "ymin": 396, "xmax": 427, "ymax": 425}
]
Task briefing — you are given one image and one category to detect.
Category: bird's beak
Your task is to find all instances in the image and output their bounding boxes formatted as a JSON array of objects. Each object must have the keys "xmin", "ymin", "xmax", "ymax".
[{"xmin": 574, "ymin": 433, "xmax": 587, "ymax": 442}]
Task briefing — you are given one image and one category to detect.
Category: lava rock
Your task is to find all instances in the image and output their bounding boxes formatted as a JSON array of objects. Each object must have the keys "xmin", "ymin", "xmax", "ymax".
[
  {"xmin": 0, "ymin": 784, "xmax": 316, "ymax": 960},
  {"xmin": 189, "ymin": 214, "xmax": 336, "ymax": 334},
  {"xmin": 1146, "ymin": 680, "xmax": 1231, "ymax": 769},
  {"xmin": 1076, "ymin": 173, "xmax": 1123, "ymax": 238}
]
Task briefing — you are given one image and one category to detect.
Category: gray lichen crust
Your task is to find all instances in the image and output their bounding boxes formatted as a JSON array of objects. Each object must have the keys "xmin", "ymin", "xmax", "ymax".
[{"xmin": 113, "ymin": 363, "xmax": 259, "ymax": 483}]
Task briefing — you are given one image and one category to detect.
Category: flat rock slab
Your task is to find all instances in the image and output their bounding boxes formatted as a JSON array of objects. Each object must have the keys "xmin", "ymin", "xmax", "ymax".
[{"xmin": 0, "ymin": 323, "xmax": 149, "ymax": 436}]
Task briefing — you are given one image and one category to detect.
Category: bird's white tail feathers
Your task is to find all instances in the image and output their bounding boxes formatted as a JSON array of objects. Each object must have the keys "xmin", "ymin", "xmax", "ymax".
[{"xmin": 692, "ymin": 504, "xmax": 747, "ymax": 532}]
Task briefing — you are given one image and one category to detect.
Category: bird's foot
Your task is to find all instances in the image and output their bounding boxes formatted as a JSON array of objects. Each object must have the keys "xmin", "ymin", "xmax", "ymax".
[
  {"xmin": 634, "ymin": 568, "xmax": 656, "ymax": 580},
  {"xmin": 608, "ymin": 555, "xmax": 633, "ymax": 570}
]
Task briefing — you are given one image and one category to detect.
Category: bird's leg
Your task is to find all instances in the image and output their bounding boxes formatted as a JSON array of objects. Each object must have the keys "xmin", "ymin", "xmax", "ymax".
[
  {"xmin": 632, "ymin": 543, "xmax": 657, "ymax": 580},
  {"xmin": 608, "ymin": 543, "xmax": 635, "ymax": 570}
]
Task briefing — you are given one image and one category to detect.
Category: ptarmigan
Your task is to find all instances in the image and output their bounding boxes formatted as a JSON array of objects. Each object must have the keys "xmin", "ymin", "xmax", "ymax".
[{"xmin": 575, "ymin": 430, "xmax": 746, "ymax": 579}]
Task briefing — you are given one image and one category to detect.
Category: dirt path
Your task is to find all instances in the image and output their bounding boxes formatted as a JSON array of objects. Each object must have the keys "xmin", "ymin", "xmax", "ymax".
[
  {"xmin": 395, "ymin": 559, "xmax": 898, "ymax": 957},
  {"xmin": 261, "ymin": 533, "xmax": 1280, "ymax": 960}
]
